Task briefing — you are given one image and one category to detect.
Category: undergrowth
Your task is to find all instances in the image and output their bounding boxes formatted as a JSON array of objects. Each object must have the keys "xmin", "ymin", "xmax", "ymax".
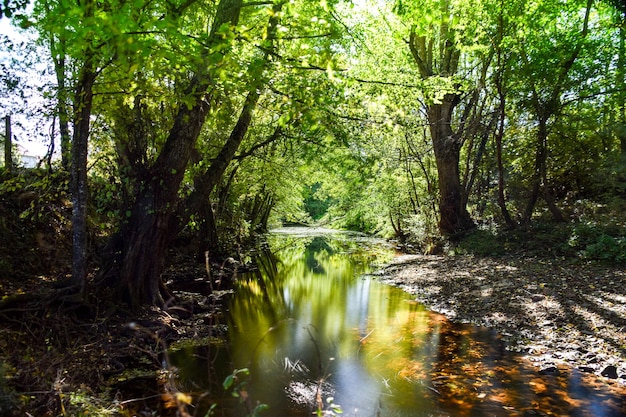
[{"xmin": 455, "ymin": 220, "xmax": 626, "ymax": 264}]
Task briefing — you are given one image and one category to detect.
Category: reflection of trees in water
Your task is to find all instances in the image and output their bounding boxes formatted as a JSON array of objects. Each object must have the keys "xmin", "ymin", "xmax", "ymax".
[{"xmin": 304, "ymin": 237, "xmax": 334, "ymax": 274}]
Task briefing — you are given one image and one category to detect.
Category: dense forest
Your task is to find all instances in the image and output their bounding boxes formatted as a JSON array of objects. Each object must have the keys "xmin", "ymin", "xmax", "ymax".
[{"xmin": 1, "ymin": 0, "xmax": 625, "ymax": 415}]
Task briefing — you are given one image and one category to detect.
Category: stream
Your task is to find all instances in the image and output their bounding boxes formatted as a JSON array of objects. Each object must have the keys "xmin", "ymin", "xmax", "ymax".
[{"xmin": 170, "ymin": 227, "xmax": 626, "ymax": 417}]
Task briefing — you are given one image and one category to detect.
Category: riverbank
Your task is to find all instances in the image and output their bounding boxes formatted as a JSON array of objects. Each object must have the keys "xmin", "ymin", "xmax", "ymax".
[{"xmin": 372, "ymin": 254, "xmax": 626, "ymax": 385}]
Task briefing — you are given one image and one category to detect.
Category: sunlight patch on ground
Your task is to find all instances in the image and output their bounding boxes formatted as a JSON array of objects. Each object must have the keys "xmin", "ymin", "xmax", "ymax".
[
  {"xmin": 588, "ymin": 291, "xmax": 626, "ymax": 310},
  {"xmin": 571, "ymin": 303, "xmax": 624, "ymax": 336}
]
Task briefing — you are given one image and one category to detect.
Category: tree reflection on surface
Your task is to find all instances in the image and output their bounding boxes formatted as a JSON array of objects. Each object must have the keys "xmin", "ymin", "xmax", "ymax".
[{"xmin": 170, "ymin": 229, "xmax": 626, "ymax": 417}]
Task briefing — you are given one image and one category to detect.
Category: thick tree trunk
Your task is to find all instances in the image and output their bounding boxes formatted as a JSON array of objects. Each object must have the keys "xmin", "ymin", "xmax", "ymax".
[
  {"xmin": 118, "ymin": 184, "xmax": 175, "ymax": 306},
  {"xmin": 115, "ymin": 94, "xmax": 213, "ymax": 306},
  {"xmin": 427, "ymin": 97, "xmax": 475, "ymax": 236}
]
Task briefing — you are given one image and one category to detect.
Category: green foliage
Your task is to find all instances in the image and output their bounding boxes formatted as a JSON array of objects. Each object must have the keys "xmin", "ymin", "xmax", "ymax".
[
  {"xmin": 303, "ymin": 182, "xmax": 334, "ymax": 221},
  {"xmin": 583, "ymin": 234, "xmax": 626, "ymax": 263},
  {"xmin": 569, "ymin": 222, "xmax": 626, "ymax": 263},
  {"xmin": 0, "ymin": 168, "xmax": 71, "ymax": 278},
  {"xmin": 222, "ymin": 368, "xmax": 268, "ymax": 417},
  {"xmin": 0, "ymin": 0, "xmax": 28, "ymax": 19},
  {"xmin": 451, "ymin": 219, "xmax": 626, "ymax": 264}
]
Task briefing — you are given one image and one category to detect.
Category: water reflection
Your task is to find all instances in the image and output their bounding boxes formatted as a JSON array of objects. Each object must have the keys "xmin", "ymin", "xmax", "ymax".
[{"xmin": 170, "ymin": 229, "xmax": 626, "ymax": 417}]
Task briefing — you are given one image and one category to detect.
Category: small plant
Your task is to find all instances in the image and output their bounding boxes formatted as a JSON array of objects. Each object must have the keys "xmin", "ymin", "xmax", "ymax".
[
  {"xmin": 316, "ymin": 396, "xmax": 343, "ymax": 416},
  {"xmin": 223, "ymin": 368, "xmax": 268, "ymax": 417}
]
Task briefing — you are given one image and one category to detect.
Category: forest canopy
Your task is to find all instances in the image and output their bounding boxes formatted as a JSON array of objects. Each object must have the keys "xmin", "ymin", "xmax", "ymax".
[{"xmin": 1, "ymin": 0, "xmax": 625, "ymax": 306}]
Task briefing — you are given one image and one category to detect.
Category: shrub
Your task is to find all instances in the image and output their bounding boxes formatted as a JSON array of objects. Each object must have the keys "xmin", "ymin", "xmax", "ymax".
[{"xmin": 583, "ymin": 234, "xmax": 626, "ymax": 263}]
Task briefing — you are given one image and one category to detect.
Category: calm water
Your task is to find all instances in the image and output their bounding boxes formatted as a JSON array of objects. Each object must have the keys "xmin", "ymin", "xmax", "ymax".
[{"xmin": 170, "ymin": 228, "xmax": 626, "ymax": 417}]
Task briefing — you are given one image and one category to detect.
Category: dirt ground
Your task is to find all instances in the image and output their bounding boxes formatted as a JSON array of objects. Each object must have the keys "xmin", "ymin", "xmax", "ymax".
[{"xmin": 372, "ymin": 254, "xmax": 626, "ymax": 385}]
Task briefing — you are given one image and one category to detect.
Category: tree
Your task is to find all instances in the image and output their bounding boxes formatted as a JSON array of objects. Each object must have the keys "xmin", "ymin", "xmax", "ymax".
[
  {"xmin": 491, "ymin": 0, "xmax": 517, "ymax": 228},
  {"xmin": 93, "ymin": 0, "xmax": 342, "ymax": 307},
  {"xmin": 395, "ymin": 0, "xmax": 498, "ymax": 236},
  {"xmin": 70, "ymin": 0, "xmax": 98, "ymax": 292},
  {"xmin": 30, "ymin": 0, "xmax": 111, "ymax": 291},
  {"xmin": 510, "ymin": 0, "xmax": 594, "ymax": 223},
  {"xmin": 102, "ymin": 0, "xmax": 248, "ymax": 307},
  {"xmin": 395, "ymin": 0, "xmax": 494, "ymax": 236}
]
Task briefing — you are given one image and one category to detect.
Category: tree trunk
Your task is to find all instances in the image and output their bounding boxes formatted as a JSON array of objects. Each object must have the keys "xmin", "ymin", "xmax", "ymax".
[
  {"xmin": 495, "ymin": 91, "xmax": 515, "ymax": 228},
  {"xmin": 70, "ymin": 0, "xmax": 96, "ymax": 292},
  {"xmin": 51, "ymin": 36, "xmax": 72, "ymax": 172},
  {"xmin": 115, "ymin": 91, "xmax": 215, "ymax": 307},
  {"xmin": 523, "ymin": 119, "xmax": 565, "ymax": 224},
  {"xmin": 4, "ymin": 115, "xmax": 11, "ymax": 172},
  {"xmin": 427, "ymin": 97, "xmax": 475, "ymax": 236},
  {"xmin": 118, "ymin": 184, "xmax": 176, "ymax": 306}
]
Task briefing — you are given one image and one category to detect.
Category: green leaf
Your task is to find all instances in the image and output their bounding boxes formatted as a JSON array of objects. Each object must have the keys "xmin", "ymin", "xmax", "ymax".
[{"xmin": 222, "ymin": 374, "xmax": 234, "ymax": 390}]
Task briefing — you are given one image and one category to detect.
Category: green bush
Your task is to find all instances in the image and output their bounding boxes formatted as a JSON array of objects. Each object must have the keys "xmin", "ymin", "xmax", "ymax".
[
  {"xmin": 583, "ymin": 234, "xmax": 626, "ymax": 263},
  {"xmin": 567, "ymin": 222, "xmax": 626, "ymax": 264}
]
